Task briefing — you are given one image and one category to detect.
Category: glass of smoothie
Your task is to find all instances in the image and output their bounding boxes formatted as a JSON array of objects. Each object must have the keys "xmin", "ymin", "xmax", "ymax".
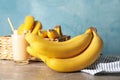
[{"xmin": 11, "ymin": 30, "xmax": 30, "ymax": 64}]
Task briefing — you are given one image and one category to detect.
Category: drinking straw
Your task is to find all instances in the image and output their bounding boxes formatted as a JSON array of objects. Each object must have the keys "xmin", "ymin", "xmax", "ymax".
[{"xmin": 7, "ymin": 17, "xmax": 15, "ymax": 33}]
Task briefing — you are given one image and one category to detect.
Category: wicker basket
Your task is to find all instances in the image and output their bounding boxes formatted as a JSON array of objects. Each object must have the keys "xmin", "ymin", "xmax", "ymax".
[
  {"xmin": 0, "ymin": 36, "xmax": 13, "ymax": 60},
  {"xmin": 0, "ymin": 35, "xmax": 70, "ymax": 61},
  {"xmin": 0, "ymin": 36, "xmax": 40, "ymax": 61}
]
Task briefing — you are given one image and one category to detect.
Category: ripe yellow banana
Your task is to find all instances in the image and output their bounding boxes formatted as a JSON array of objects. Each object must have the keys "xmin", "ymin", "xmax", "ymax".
[
  {"xmin": 54, "ymin": 25, "xmax": 63, "ymax": 37},
  {"xmin": 32, "ymin": 21, "xmax": 42, "ymax": 35},
  {"xmin": 38, "ymin": 30, "xmax": 48, "ymax": 38},
  {"xmin": 23, "ymin": 15, "xmax": 34, "ymax": 31},
  {"xmin": 17, "ymin": 15, "xmax": 35, "ymax": 34},
  {"xmin": 47, "ymin": 29, "xmax": 59, "ymax": 39},
  {"xmin": 27, "ymin": 46, "xmax": 39, "ymax": 59},
  {"xmin": 17, "ymin": 24, "xmax": 25, "ymax": 34},
  {"xmin": 25, "ymin": 28, "xmax": 93, "ymax": 58},
  {"xmin": 34, "ymin": 28, "xmax": 103, "ymax": 72}
]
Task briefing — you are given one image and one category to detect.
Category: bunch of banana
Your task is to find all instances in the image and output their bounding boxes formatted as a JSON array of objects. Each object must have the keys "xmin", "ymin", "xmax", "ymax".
[
  {"xmin": 17, "ymin": 15, "xmax": 42, "ymax": 35},
  {"xmin": 53, "ymin": 25, "xmax": 71, "ymax": 41},
  {"xmin": 17, "ymin": 15, "xmax": 69, "ymax": 42},
  {"xmin": 25, "ymin": 27, "xmax": 103, "ymax": 72},
  {"xmin": 37, "ymin": 25, "xmax": 70, "ymax": 41},
  {"xmin": 44, "ymin": 25, "xmax": 63, "ymax": 39},
  {"xmin": 25, "ymin": 27, "xmax": 92, "ymax": 58}
]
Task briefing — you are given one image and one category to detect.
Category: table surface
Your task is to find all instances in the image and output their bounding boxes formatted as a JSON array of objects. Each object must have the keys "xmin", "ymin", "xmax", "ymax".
[{"xmin": 0, "ymin": 60, "xmax": 120, "ymax": 80}]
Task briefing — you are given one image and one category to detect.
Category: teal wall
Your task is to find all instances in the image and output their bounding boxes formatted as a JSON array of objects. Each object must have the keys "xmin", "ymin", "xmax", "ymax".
[{"xmin": 0, "ymin": 0, "xmax": 120, "ymax": 55}]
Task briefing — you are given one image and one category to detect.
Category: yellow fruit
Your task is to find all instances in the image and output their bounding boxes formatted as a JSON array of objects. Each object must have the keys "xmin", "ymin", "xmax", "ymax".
[
  {"xmin": 36, "ymin": 28, "xmax": 104, "ymax": 72},
  {"xmin": 32, "ymin": 21, "xmax": 42, "ymax": 35},
  {"xmin": 38, "ymin": 30, "xmax": 48, "ymax": 38},
  {"xmin": 17, "ymin": 24, "xmax": 25, "ymax": 34},
  {"xmin": 47, "ymin": 29, "xmax": 59, "ymax": 39},
  {"xmin": 25, "ymin": 28, "xmax": 93, "ymax": 58},
  {"xmin": 23, "ymin": 15, "xmax": 34, "ymax": 31},
  {"xmin": 54, "ymin": 25, "xmax": 63, "ymax": 37},
  {"xmin": 27, "ymin": 46, "xmax": 39, "ymax": 58}
]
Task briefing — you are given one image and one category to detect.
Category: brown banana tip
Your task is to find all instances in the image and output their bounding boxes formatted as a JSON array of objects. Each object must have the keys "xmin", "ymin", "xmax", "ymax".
[
  {"xmin": 89, "ymin": 26, "xmax": 97, "ymax": 32},
  {"xmin": 55, "ymin": 25, "xmax": 61, "ymax": 28}
]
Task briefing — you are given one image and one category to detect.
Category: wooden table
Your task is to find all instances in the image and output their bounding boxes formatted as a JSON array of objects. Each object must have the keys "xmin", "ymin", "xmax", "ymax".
[{"xmin": 0, "ymin": 60, "xmax": 120, "ymax": 80}]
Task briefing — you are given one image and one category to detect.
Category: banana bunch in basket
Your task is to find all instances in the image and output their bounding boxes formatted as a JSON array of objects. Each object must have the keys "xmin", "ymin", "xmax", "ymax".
[{"xmin": 18, "ymin": 15, "xmax": 70, "ymax": 41}]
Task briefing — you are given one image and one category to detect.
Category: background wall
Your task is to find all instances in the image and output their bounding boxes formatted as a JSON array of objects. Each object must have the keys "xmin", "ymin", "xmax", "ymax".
[{"xmin": 0, "ymin": 0, "xmax": 120, "ymax": 55}]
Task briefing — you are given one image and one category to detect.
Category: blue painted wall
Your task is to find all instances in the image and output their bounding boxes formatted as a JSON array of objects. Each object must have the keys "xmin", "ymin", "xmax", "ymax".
[{"xmin": 0, "ymin": 0, "xmax": 120, "ymax": 55}]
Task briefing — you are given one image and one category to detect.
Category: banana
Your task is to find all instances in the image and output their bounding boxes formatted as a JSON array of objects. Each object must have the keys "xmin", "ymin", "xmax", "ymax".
[
  {"xmin": 27, "ymin": 46, "xmax": 39, "ymax": 58},
  {"xmin": 25, "ymin": 28, "xmax": 93, "ymax": 58},
  {"xmin": 23, "ymin": 15, "xmax": 34, "ymax": 31},
  {"xmin": 32, "ymin": 21, "xmax": 42, "ymax": 35},
  {"xmin": 17, "ymin": 15, "xmax": 35, "ymax": 34},
  {"xmin": 38, "ymin": 29, "xmax": 48, "ymax": 38},
  {"xmin": 34, "ymin": 28, "xmax": 103, "ymax": 72},
  {"xmin": 17, "ymin": 24, "xmax": 25, "ymax": 34},
  {"xmin": 54, "ymin": 25, "xmax": 63, "ymax": 37},
  {"xmin": 47, "ymin": 29, "xmax": 59, "ymax": 39}
]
